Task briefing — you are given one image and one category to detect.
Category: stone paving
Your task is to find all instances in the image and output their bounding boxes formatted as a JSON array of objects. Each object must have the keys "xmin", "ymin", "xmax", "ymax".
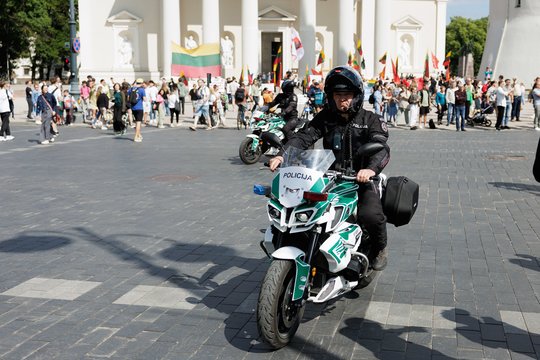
[{"xmin": 0, "ymin": 94, "xmax": 539, "ymax": 359}]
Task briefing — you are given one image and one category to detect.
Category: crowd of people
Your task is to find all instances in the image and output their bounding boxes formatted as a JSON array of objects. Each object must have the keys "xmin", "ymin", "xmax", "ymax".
[
  {"xmin": 1, "ymin": 69, "xmax": 539, "ymax": 144},
  {"xmin": 368, "ymin": 74, "xmax": 540, "ymax": 131}
]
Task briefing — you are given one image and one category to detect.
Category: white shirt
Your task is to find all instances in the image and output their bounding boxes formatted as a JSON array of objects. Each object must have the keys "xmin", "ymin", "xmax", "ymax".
[
  {"xmin": 445, "ymin": 88, "xmax": 456, "ymax": 104},
  {"xmin": 147, "ymin": 86, "xmax": 158, "ymax": 102},
  {"xmin": 496, "ymin": 87, "xmax": 508, "ymax": 107},
  {"xmin": 0, "ymin": 89, "xmax": 10, "ymax": 113}
]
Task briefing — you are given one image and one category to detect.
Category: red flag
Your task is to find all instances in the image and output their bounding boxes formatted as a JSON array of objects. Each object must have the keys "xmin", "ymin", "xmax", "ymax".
[
  {"xmin": 423, "ymin": 53, "xmax": 429, "ymax": 78},
  {"xmin": 445, "ymin": 65, "xmax": 451, "ymax": 82},
  {"xmin": 443, "ymin": 51, "xmax": 452, "ymax": 68},
  {"xmin": 431, "ymin": 52, "xmax": 439, "ymax": 69},
  {"xmin": 392, "ymin": 58, "xmax": 400, "ymax": 84},
  {"xmin": 379, "ymin": 52, "xmax": 387, "ymax": 65},
  {"xmin": 247, "ymin": 66, "xmax": 253, "ymax": 85},
  {"xmin": 311, "ymin": 68, "xmax": 322, "ymax": 76}
]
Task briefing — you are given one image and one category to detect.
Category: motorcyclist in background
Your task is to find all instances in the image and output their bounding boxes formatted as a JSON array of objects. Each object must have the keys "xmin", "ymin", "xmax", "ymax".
[
  {"xmin": 269, "ymin": 66, "xmax": 391, "ymax": 270},
  {"xmin": 267, "ymin": 80, "xmax": 298, "ymax": 140}
]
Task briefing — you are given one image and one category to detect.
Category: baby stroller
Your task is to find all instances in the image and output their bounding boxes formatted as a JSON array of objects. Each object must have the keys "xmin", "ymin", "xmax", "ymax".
[{"xmin": 467, "ymin": 104, "xmax": 493, "ymax": 127}]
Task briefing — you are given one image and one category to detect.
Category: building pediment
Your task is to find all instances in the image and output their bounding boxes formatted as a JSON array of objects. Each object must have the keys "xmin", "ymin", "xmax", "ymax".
[
  {"xmin": 392, "ymin": 16, "xmax": 423, "ymax": 30},
  {"xmin": 258, "ymin": 5, "xmax": 296, "ymax": 21},
  {"xmin": 107, "ymin": 10, "xmax": 143, "ymax": 24}
]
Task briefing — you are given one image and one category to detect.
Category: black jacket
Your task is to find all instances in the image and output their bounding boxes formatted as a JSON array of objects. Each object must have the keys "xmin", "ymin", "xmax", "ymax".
[
  {"xmin": 268, "ymin": 92, "xmax": 298, "ymax": 121},
  {"xmin": 282, "ymin": 107, "xmax": 390, "ymax": 174}
]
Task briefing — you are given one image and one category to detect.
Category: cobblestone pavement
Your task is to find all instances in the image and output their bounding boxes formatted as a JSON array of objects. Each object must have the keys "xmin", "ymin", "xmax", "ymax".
[{"xmin": 0, "ymin": 99, "xmax": 539, "ymax": 359}]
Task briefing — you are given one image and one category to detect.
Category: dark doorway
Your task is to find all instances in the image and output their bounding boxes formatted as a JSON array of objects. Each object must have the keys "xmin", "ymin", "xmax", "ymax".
[{"xmin": 261, "ymin": 32, "xmax": 282, "ymax": 74}]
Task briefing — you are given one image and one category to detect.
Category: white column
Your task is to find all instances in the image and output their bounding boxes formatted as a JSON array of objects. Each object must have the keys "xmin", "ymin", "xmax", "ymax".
[
  {"xmin": 338, "ymin": 0, "xmax": 356, "ymax": 66},
  {"xmin": 375, "ymin": 0, "xmax": 391, "ymax": 77},
  {"xmin": 361, "ymin": 0, "xmax": 375, "ymax": 79},
  {"xmin": 299, "ymin": 0, "xmax": 316, "ymax": 74},
  {"xmin": 435, "ymin": 0, "xmax": 448, "ymax": 67},
  {"xmin": 242, "ymin": 0, "xmax": 259, "ymax": 75},
  {"xmin": 202, "ymin": 0, "xmax": 219, "ymax": 44},
  {"xmin": 161, "ymin": 0, "xmax": 180, "ymax": 78}
]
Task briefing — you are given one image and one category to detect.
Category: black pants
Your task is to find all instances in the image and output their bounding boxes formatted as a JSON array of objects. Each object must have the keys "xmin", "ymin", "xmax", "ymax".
[
  {"xmin": 113, "ymin": 107, "xmax": 125, "ymax": 132},
  {"xmin": 282, "ymin": 117, "xmax": 299, "ymax": 141},
  {"xmin": 465, "ymin": 102, "xmax": 471, "ymax": 119},
  {"xmin": 178, "ymin": 97, "xmax": 185, "ymax": 114},
  {"xmin": 357, "ymin": 183, "xmax": 387, "ymax": 252},
  {"xmin": 0, "ymin": 112, "xmax": 11, "ymax": 136},
  {"xmin": 170, "ymin": 108, "xmax": 179, "ymax": 123},
  {"xmin": 496, "ymin": 105, "xmax": 505, "ymax": 129},
  {"xmin": 26, "ymin": 97, "xmax": 33, "ymax": 118}
]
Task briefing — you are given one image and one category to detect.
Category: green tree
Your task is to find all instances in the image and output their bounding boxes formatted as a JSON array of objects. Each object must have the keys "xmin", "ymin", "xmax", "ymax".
[
  {"xmin": 445, "ymin": 16, "xmax": 488, "ymax": 77},
  {"xmin": 0, "ymin": 0, "xmax": 77, "ymax": 81}
]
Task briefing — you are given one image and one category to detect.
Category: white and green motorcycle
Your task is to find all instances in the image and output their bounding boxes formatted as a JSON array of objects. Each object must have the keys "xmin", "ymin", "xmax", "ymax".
[{"xmin": 254, "ymin": 144, "xmax": 387, "ymax": 349}]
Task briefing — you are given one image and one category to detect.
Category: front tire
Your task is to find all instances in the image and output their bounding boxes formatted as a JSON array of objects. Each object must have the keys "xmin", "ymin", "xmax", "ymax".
[
  {"xmin": 257, "ymin": 260, "xmax": 305, "ymax": 349},
  {"xmin": 239, "ymin": 137, "xmax": 262, "ymax": 164}
]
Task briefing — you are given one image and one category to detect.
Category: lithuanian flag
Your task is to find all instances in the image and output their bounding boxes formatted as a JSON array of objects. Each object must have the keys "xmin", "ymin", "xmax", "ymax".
[{"xmin": 171, "ymin": 42, "xmax": 221, "ymax": 78}]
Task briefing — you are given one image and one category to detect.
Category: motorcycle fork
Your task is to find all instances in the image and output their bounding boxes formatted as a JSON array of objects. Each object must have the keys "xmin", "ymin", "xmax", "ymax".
[{"xmin": 293, "ymin": 228, "xmax": 321, "ymax": 304}]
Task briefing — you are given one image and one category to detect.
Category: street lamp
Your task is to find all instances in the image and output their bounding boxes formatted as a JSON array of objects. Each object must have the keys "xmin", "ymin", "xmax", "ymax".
[{"xmin": 69, "ymin": 0, "xmax": 80, "ymax": 99}]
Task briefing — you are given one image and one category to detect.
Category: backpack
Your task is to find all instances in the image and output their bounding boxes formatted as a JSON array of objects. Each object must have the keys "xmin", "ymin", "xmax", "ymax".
[
  {"xmin": 129, "ymin": 88, "xmax": 139, "ymax": 107},
  {"xmin": 313, "ymin": 91, "xmax": 324, "ymax": 105},
  {"xmin": 428, "ymin": 119, "xmax": 437, "ymax": 129},
  {"xmin": 234, "ymin": 88, "xmax": 245, "ymax": 103},
  {"xmin": 368, "ymin": 92, "xmax": 375, "ymax": 104}
]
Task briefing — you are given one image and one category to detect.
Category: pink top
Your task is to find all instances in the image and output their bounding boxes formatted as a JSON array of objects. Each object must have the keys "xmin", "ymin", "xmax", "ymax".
[{"xmin": 80, "ymin": 85, "xmax": 90, "ymax": 99}]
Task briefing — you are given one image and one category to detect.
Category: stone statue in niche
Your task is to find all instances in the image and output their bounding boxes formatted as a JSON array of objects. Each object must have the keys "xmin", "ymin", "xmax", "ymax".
[
  {"xmin": 119, "ymin": 35, "xmax": 133, "ymax": 65},
  {"xmin": 221, "ymin": 35, "xmax": 234, "ymax": 68},
  {"xmin": 398, "ymin": 38, "xmax": 411, "ymax": 68},
  {"xmin": 185, "ymin": 35, "xmax": 198, "ymax": 50}
]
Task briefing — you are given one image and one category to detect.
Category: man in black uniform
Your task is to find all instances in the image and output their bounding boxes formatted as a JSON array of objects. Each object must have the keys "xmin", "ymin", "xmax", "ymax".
[
  {"xmin": 267, "ymin": 80, "xmax": 298, "ymax": 140},
  {"xmin": 269, "ymin": 66, "xmax": 390, "ymax": 270}
]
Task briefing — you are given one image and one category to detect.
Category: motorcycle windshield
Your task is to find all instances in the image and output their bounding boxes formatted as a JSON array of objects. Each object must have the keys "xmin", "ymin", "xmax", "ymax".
[{"xmin": 282, "ymin": 147, "xmax": 336, "ymax": 173}]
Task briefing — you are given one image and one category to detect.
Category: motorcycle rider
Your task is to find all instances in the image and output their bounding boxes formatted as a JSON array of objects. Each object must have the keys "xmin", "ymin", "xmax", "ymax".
[
  {"xmin": 267, "ymin": 80, "xmax": 298, "ymax": 140},
  {"xmin": 269, "ymin": 66, "xmax": 390, "ymax": 271}
]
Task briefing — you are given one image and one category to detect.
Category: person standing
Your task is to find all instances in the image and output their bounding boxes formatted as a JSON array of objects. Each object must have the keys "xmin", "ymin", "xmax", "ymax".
[
  {"xmin": 445, "ymin": 81, "xmax": 456, "ymax": 126},
  {"xmin": 397, "ymin": 84, "xmax": 410, "ymax": 126},
  {"xmin": 454, "ymin": 82, "xmax": 467, "ymax": 131},
  {"xmin": 32, "ymin": 83, "xmax": 41, "ymax": 123},
  {"xmin": 95, "ymin": 87, "xmax": 110, "ymax": 130},
  {"xmin": 156, "ymin": 83, "xmax": 168, "ymax": 128},
  {"xmin": 189, "ymin": 79, "xmax": 212, "ymax": 131},
  {"xmin": 530, "ymin": 78, "xmax": 540, "ymax": 130},
  {"xmin": 212, "ymin": 84, "xmax": 226, "ymax": 127},
  {"xmin": 408, "ymin": 86, "xmax": 419, "ymax": 130},
  {"xmin": 435, "ymin": 85, "xmax": 447, "ymax": 125},
  {"xmin": 112, "ymin": 83, "xmax": 126, "ymax": 135},
  {"xmin": 62, "ymin": 90, "xmax": 75, "ymax": 125},
  {"xmin": 168, "ymin": 84, "xmax": 180, "ymax": 127},
  {"xmin": 0, "ymin": 81, "xmax": 14, "ymax": 141},
  {"xmin": 36, "ymin": 84, "xmax": 57, "ymax": 144},
  {"xmin": 177, "ymin": 79, "xmax": 188, "ymax": 115},
  {"xmin": 80, "ymin": 80, "xmax": 90, "ymax": 122},
  {"xmin": 128, "ymin": 79, "xmax": 147, "ymax": 142},
  {"xmin": 495, "ymin": 81, "xmax": 509, "ymax": 131},
  {"xmin": 25, "ymin": 80, "xmax": 34, "ymax": 120},
  {"xmin": 419, "ymin": 86, "xmax": 431, "ymax": 128},
  {"xmin": 511, "ymin": 78, "xmax": 523, "ymax": 121},
  {"xmin": 503, "ymin": 79, "xmax": 514, "ymax": 129},
  {"xmin": 372, "ymin": 85, "xmax": 383, "ymax": 116}
]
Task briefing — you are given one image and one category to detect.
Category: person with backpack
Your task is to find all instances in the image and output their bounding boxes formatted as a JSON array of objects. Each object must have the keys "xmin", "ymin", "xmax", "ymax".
[
  {"xmin": 189, "ymin": 79, "xmax": 212, "ymax": 131},
  {"xmin": 234, "ymin": 83, "xmax": 248, "ymax": 128},
  {"xmin": 128, "ymin": 78, "xmax": 147, "ymax": 142},
  {"xmin": 112, "ymin": 83, "xmax": 126, "ymax": 135}
]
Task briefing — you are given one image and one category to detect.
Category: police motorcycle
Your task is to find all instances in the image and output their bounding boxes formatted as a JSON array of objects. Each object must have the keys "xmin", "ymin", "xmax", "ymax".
[
  {"xmin": 238, "ymin": 108, "xmax": 310, "ymax": 165},
  {"xmin": 238, "ymin": 110, "xmax": 286, "ymax": 164},
  {"xmin": 253, "ymin": 144, "xmax": 375, "ymax": 348}
]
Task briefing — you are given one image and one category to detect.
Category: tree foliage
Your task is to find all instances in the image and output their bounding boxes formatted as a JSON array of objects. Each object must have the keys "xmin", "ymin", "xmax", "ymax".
[
  {"xmin": 445, "ymin": 16, "xmax": 488, "ymax": 76},
  {"xmin": 0, "ymin": 0, "xmax": 76, "ymax": 80}
]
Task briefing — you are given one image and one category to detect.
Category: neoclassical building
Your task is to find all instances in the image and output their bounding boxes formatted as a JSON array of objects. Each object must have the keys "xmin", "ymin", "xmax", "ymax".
[
  {"xmin": 79, "ymin": 0, "xmax": 448, "ymax": 81},
  {"xmin": 479, "ymin": 0, "xmax": 540, "ymax": 83}
]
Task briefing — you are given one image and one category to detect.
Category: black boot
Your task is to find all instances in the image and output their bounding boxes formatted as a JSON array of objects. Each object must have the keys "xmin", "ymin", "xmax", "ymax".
[{"xmin": 371, "ymin": 247, "xmax": 388, "ymax": 271}]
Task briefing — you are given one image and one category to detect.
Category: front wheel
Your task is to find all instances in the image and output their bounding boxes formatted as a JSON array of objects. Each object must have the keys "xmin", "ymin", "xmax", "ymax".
[
  {"xmin": 239, "ymin": 137, "xmax": 262, "ymax": 164},
  {"xmin": 257, "ymin": 260, "xmax": 305, "ymax": 349}
]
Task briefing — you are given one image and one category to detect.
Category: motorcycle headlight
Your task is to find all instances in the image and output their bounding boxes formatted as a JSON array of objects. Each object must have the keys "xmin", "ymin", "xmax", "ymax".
[
  {"xmin": 295, "ymin": 211, "xmax": 314, "ymax": 223},
  {"xmin": 268, "ymin": 205, "xmax": 281, "ymax": 220}
]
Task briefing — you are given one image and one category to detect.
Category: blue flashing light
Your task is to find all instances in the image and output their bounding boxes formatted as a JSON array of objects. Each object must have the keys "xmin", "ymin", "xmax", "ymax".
[{"xmin": 253, "ymin": 184, "xmax": 271, "ymax": 196}]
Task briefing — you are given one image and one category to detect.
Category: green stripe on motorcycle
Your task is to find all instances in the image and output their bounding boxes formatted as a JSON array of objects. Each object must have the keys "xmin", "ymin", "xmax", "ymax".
[{"xmin": 293, "ymin": 255, "xmax": 310, "ymax": 301}]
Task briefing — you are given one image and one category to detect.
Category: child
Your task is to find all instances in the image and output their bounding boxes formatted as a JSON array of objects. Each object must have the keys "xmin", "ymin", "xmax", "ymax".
[{"xmin": 63, "ymin": 90, "xmax": 75, "ymax": 125}]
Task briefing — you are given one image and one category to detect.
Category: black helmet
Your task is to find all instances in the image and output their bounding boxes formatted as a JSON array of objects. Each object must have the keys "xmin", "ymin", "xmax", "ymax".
[
  {"xmin": 281, "ymin": 80, "xmax": 295, "ymax": 94},
  {"xmin": 324, "ymin": 66, "xmax": 364, "ymax": 113}
]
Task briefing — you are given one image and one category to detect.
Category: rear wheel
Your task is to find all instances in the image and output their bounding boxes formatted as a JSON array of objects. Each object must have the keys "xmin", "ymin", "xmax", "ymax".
[
  {"xmin": 257, "ymin": 260, "xmax": 305, "ymax": 349},
  {"xmin": 239, "ymin": 137, "xmax": 262, "ymax": 164}
]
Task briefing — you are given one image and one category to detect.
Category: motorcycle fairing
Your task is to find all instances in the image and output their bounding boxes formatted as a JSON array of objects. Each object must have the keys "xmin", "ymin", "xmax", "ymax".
[
  {"xmin": 319, "ymin": 222, "xmax": 362, "ymax": 272},
  {"xmin": 271, "ymin": 246, "xmax": 310, "ymax": 301},
  {"xmin": 246, "ymin": 134, "xmax": 260, "ymax": 151}
]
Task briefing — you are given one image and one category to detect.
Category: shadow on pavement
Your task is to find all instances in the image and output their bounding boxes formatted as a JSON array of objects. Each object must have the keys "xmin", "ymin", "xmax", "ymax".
[
  {"xmin": 443, "ymin": 309, "xmax": 539, "ymax": 359},
  {"xmin": 0, "ymin": 233, "xmax": 71, "ymax": 253},
  {"xmin": 488, "ymin": 182, "xmax": 540, "ymax": 195},
  {"xmin": 509, "ymin": 254, "xmax": 540, "ymax": 272}
]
